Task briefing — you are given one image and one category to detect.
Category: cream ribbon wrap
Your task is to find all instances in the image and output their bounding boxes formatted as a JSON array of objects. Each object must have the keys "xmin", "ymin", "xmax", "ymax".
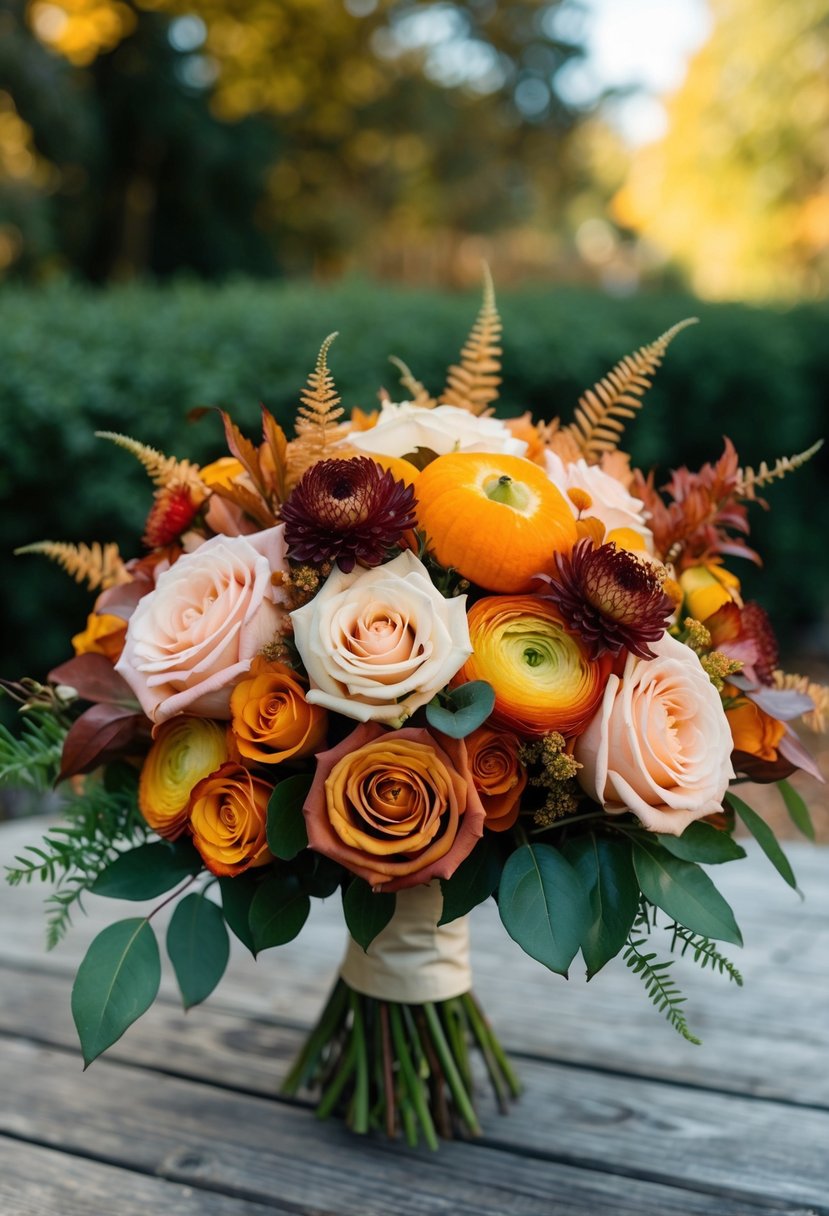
[{"xmin": 339, "ymin": 881, "xmax": 472, "ymax": 1003}]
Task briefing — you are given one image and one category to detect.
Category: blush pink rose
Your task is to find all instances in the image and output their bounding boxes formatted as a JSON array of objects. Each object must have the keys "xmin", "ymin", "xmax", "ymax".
[
  {"xmin": 574, "ymin": 632, "xmax": 734, "ymax": 835},
  {"xmin": 115, "ymin": 527, "xmax": 288, "ymax": 724}
]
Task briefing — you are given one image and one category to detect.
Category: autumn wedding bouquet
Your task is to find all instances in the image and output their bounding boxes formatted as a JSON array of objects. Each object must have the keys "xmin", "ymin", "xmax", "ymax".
[{"xmin": 3, "ymin": 279, "xmax": 826, "ymax": 1147}]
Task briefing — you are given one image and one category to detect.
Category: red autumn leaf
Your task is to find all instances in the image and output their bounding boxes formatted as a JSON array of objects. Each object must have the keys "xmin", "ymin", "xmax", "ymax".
[
  {"xmin": 49, "ymin": 654, "xmax": 138, "ymax": 708},
  {"xmin": 58, "ymin": 703, "xmax": 147, "ymax": 781}
]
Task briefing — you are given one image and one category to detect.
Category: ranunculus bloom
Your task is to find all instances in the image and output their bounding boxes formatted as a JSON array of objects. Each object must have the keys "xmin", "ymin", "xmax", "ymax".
[
  {"xmin": 575, "ymin": 632, "xmax": 735, "ymax": 836},
  {"xmin": 348, "ymin": 401, "xmax": 527, "ymax": 460},
  {"xmin": 229, "ymin": 657, "xmax": 327, "ymax": 764},
  {"xmin": 290, "ymin": 550, "xmax": 471, "ymax": 726},
  {"xmin": 72, "ymin": 612, "xmax": 128, "ymax": 663},
  {"xmin": 303, "ymin": 723, "xmax": 485, "ymax": 892},
  {"xmin": 726, "ymin": 694, "xmax": 786, "ymax": 763},
  {"xmin": 138, "ymin": 717, "xmax": 228, "ymax": 839},
  {"xmin": 456, "ymin": 596, "xmax": 612, "ymax": 738},
  {"xmin": 465, "ymin": 726, "xmax": 527, "ymax": 831},
  {"xmin": 188, "ymin": 762, "xmax": 273, "ymax": 876},
  {"xmin": 545, "ymin": 450, "xmax": 653, "ymax": 550},
  {"xmin": 115, "ymin": 527, "xmax": 289, "ymax": 724}
]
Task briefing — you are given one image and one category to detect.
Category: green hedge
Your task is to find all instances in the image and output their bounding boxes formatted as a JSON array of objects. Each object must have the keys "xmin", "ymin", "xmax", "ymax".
[{"xmin": 1, "ymin": 277, "xmax": 827, "ymax": 685}]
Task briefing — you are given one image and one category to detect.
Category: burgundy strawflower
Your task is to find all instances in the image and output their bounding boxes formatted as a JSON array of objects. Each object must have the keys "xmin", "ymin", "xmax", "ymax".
[
  {"xmin": 281, "ymin": 457, "xmax": 417, "ymax": 572},
  {"xmin": 143, "ymin": 484, "xmax": 200, "ymax": 549},
  {"xmin": 542, "ymin": 538, "xmax": 674, "ymax": 660}
]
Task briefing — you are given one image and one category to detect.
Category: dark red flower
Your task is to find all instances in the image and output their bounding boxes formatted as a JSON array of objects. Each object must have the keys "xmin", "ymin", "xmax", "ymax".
[
  {"xmin": 281, "ymin": 457, "xmax": 417, "ymax": 572},
  {"xmin": 143, "ymin": 484, "xmax": 200, "ymax": 549},
  {"xmin": 542, "ymin": 539, "xmax": 673, "ymax": 660}
]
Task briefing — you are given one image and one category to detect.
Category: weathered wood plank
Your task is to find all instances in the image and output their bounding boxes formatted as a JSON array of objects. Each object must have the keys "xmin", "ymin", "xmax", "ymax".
[
  {"xmin": 0, "ymin": 1136, "xmax": 296, "ymax": 1216},
  {"xmin": 0, "ymin": 1039, "xmax": 821, "ymax": 1216}
]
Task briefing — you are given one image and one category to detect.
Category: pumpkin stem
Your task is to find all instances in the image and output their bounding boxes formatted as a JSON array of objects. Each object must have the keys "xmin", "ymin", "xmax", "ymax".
[{"xmin": 484, "ymin": 474, "xmax": 531, "ymax": 512}]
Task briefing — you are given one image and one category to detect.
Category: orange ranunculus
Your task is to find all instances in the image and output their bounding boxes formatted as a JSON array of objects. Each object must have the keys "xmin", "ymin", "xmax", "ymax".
[
  {"xmin": 726, "ymin": 694, "xmax": 786, "ymax": 763},
  {"xmin": 188, "ymin": 762, "xmax": 273, "ymax": 876},
  {"xmin": 456, "ymin": 596, "xmax": 612, "ymax": 738},
  {"xmin": 229, "ymin": 658, "xmax": 327, "ymax": 764},
  {"xmin": 465, "ymin": 726, "xmax": 527, "ymax": 832},
  {"xmin": 303, "ymin": 723, "xmax": 485, "ymax": 893},
  {"xmin": 72, "ymin": 612, "xmax": 128, "ymax": 663},
  {"xmin": 138, "ymin": 717, "xmax": 228, "ymax": 840}
]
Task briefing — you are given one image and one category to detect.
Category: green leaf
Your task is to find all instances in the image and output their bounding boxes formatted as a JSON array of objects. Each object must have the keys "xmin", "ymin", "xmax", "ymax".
[
  {"xmin": 563, "ymin": 835, "xmax": 639, "ymax": 978},
  {"xmin": 294, "ymin": 851, "xmax": 343, "ymax": 898},
  {"xmin": 71, "ymin": 918, "xmax": 160, "ymax": 1067},
  {"xmin": 90, "ymin": 840, "xmax": 202, "ymax": 901},
  {"xmin": 726, "ymin": 793, "xmax": 798, "ymax": 891},
  {"xmin": 425, "ymin": 681, "xmax": 495, "ymax": 739},
  {"xmin": 498, "ymin": 844, "xmax": 589, "ymax": 975},
  {"xmin": 655, "ymin": 821, "xmax": 746, "ymax": 865},
  {"xmin": 167, "ymin": 893, "xmax": 230, "ymax": 1010},
  {"xmin": 218, "ymin": 875, "xmax": 259, "ymax": 954},
  {"xmin": 778, "ymin": 780, "xmax": 815, "ymax": 842},
  {"xmin": 439, "ymin": 835, "xmax": 502, "ymax": 925},
  {"xmin": 267, "ymin": 773, "xmax": 312, "ymax": 861},
  {"xmin": 342, "ymin": 879, "xmax": 396, "ymax": 951},
  {"xmin": 249, "ymin": 877, "xmax": 311, "ymax": 954},
  {"xmin": 632, "ymin": 838, "xmax": 743, "ymax": 945}
]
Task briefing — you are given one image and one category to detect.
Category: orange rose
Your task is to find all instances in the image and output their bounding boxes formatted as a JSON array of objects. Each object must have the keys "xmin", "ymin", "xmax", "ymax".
[
  {"xmin": 189, "ymin": 762, "xmax": 273, "ymax": 876},
  {"xmin": 139, "ymin": 717, "xmax": 229, "ymax": 840},
  {"xmin": 72, "ymin": 612, "xmax": 128, "ymax": 663},
  {"xmin": 456, "ymin": 596, "xmax": 612, "ymax": 737},
  {"xmin": 726, "ymin": 694, "xmax": 786, "ymax": 763},
  {"xmin": 465, "ymin": 727, "xmax": 527, "ymax": 832},
  {"xmin": 230, "ymin": 658, "xmax": 327, "ymax": 764},
  {"xmin": 304, "ymin": 723, "xmax": 485, "ymax": 892}
]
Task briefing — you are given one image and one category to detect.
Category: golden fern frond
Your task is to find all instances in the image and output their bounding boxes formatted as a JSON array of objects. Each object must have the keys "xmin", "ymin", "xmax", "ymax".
[
  {"xmin": 389, "ymin": 356, "xmax": 435, "ymax": 408},
  {"xmin": 736, "ymin": 439, "xmax": 823, "ymax": 499},
  {"xmin": 566, "ymin": 318, "xmax": 698, "ymax": 462},
  {"xmin": 288, "ymin": 333, "xmax": 352, "ymax": 485},
  {"xmin": 95, "ymin": 431, "xmax": 204, "ymax": 492},
  {"xmin": 14, "ymin": 541, "xmax": 129, "ymax": 591},
  {"xmin": 438, "ymin": 264, "xmax": 502, "ymax": 415}
]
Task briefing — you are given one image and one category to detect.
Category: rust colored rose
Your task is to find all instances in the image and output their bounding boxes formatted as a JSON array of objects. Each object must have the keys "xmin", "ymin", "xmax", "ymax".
[
  {"xmin": 188, "ymin": 762, "xmax": 273, "ymax": 876},
  {"xmin": 72, "ymin": 612, "xmax": 128, "ymax": 663},
  {"xmin": 303, "ymin": 723, "xmax": 485, "ymax": 893},
  {"xmin": 230, "ymin": 658, "xmax": 327, "ymax": 764},
  {"xmin": 465, "ymin": 726, "xmax": 527, "ymax": 832}
]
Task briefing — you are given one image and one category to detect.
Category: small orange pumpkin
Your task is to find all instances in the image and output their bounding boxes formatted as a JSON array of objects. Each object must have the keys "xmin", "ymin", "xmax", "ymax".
[{"xmin": 415, "ymin": 452, "xmax": 577, "ymax": 592}]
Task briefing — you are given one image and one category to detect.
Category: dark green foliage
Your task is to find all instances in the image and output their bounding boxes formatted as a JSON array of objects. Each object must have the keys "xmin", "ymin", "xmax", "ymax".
[
  {"xmin": 342, "ymin": 878, "xmax": 396, "ymax": 952},
  {"xmin": 1, "ymin": 279, "xmax": 826, "ymax": 684},
  {"xmin": 623, "ymin": 936, "xmax": 702, "ymax": 1046},
  {"xmin": 439, "ymin": 834, "xmax": 503, "ymax": 926},
  {"xmin": 167, "ymin": 893, "xmax": 230, "ymax": 1010},
  {"xmin": 0, "ymin": 709, "xmax": 66, "ymax": 792},
  {"xmin": 72, "ymin": 917, "xmax": 161, "ymax": 1067}
]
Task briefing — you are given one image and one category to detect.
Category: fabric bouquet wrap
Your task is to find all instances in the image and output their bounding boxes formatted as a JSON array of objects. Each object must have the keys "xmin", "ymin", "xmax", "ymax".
[{"xmin": 5, "ymin": 276, "xmax": 826, "ymax": 1148}]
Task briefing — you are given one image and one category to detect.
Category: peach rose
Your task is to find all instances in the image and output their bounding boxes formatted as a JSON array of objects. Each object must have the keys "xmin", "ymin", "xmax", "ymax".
[
  {"xmin": 72, "ymin": 612, "xmax": 128, "ymax": 663},
  {"xmin": 229, "ymin": 658, "xmax": 328, "ymax": 764},
  {"xmin": 575, "ymin": 632, "xmax": 735, "ymax": 835},
  {"xmin": 115, "ymin": 527, "xmax": 288, "ymax": 724},
  {"xmin": 465, "ymin": 726, "xmax": 527, "ymax": 831},
  {"xmin": 304, "ymin": 723, "xmax": 485, "ymax": 892},
  {"xmin": 188, "ymin": 762, "xmax": 273, "ymax": 876},
  {"xmin": 139, "ymin": 717, "xmax": 228, "ymax": 839},
  {"xmin": 290, "ymin": 550, "xmax": 471, "ymax": 726}
]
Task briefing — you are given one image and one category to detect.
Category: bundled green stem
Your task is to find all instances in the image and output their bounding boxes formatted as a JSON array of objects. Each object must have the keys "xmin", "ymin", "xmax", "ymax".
[{"xmin": 281, "ymin": 979, "xmax": 521, "ymax": 1147}]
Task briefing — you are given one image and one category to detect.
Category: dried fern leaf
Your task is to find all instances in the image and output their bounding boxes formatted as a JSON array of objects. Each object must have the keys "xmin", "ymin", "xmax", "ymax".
[
  {"xmin": 566, "ymin": 318, "xmax": 698, "ymax": 462},
  {"xmin": 95, "ymin": 431, "xmax": 204, "ymax": 493},
  {"xmin": 15, "ymin": 541, "xmax": 128, "ymax": 591},
  {"xmin": 438, "ymin": 264, "xmax": 502, "ymax": 416},
  {"xmin": 736, "ymin": 439, "xmax": 823, "ymax": 499},
  {"xmin": 389, "ymin": 356, "xmax": 435, "ymax": 408},
  {"xmin": 288, "ymin": 333, "xmax": 349, "ymax": 484}
]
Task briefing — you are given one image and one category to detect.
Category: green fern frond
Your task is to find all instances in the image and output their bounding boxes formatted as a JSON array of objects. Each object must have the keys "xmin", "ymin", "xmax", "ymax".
[
  {"xmin": 624, "ymin": 936, "xmax": 702, "ymax": 1045},
  {"xmin": 0, "ymin": 712, "xmax": 66, "ymax": 791},
  {"xmin": 667, "ymin": 924, "xmax": 744, "ymax": 985}
]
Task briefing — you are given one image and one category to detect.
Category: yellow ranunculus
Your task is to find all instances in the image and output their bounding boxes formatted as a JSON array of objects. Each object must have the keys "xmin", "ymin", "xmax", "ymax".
[
  {"xmin": 680, "ymin": 564, "xmax": 741, "ymax": 623},
  {"xmin": 138, "ymin": 717, "xmax": 228, "ymax": 839}
]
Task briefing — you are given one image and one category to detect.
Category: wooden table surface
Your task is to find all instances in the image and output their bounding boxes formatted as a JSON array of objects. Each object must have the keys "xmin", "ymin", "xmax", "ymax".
[{"xmin": 1, "ymin": 816, "xmax": 827, "ymax": 1216}]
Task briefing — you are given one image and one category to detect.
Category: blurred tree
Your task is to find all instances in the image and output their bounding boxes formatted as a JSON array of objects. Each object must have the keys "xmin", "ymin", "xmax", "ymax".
[
  {"xmin": 614, "ymin": 0, "xmax": 829, "ymax": 301},
  {"xmin": 0, "ymin": 0, "xmax": 589, "ymax": 281}
]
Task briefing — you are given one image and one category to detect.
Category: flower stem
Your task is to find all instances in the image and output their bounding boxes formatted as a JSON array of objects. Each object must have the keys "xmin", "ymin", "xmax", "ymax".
[{"xmin": 423, "ymin": 1002, "xmax": 481, "ymax": 1136}]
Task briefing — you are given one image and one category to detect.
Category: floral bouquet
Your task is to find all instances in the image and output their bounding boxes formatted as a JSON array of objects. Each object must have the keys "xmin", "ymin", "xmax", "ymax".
[{"xmin": 4, "ymin": 278, "xmax": 825, "ymax": 1149}]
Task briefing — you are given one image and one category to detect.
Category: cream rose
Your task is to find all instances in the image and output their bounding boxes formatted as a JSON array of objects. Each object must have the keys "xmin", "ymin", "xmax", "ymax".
[
  {"xmin": 291, "ymin": 550, "xmax": 472, "ymax": 725},
  {"xmin": 545, "ymin": 450, "xmax": 653, "ymax": 549},
  {"xmin": 574, "ymin": 632, "xmax": 734, "ymax": 835},
  {"xmin": 116, "ymin": 526, "xmax": 289, "ymax": 724},
  {"xmin": 348, "ymin": 402, "xmax": 527, "ymax": 460}
]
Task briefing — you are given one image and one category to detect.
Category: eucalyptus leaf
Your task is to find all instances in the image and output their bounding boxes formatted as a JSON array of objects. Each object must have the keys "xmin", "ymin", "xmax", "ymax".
[
  {"xmin": 249, "ymin": 877, "xmax": 311, "ymax": 954},
  {"xmin": 632, "ymin": 837, "xmax": 743, "ymax": 945},
  {"xmin": 440, "ymin": 835, "xmax": 502, "ymax": 925},
  {"xmin": 90, "ymin": 840, "xmax": 202, "ymax": 901},
  {"xmin": 343, "ymin": 879, "xmax": 396, "ymax": 951},
  {"xmin": 167, "ymin": 893, "xmax": 230, "ymax": 1009},
  {"xmin": 425, "ymin": 681, "xmax": 495, "ymax": 739},
  {"xmin": 778, "ymin": 780, "xmax": 815, "ymax": 842},
  {"xmin": 267, "ymin": 773, "xmax": 312, "ymax": 860},
  {"xmin": 655, "ymin": 821, "xmax": 746, "ymax": 865},
  {"xmin": 218, "ymin": 875, "xmax": 258, "ymax": 954},
  {"xmin": 563, "ymin": 835, "xmax": 639, "ymax": 978},
  {"xmin": 726, "ymin": 793, "xmax": 798, "ymax": 891},
  {"xmin": 71, "ymin": 918, "xmax": 160, "ymax": 1067},
  {"xmin": 498, "ymin": 843, "xmax": 589, "ymax": 975}
]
